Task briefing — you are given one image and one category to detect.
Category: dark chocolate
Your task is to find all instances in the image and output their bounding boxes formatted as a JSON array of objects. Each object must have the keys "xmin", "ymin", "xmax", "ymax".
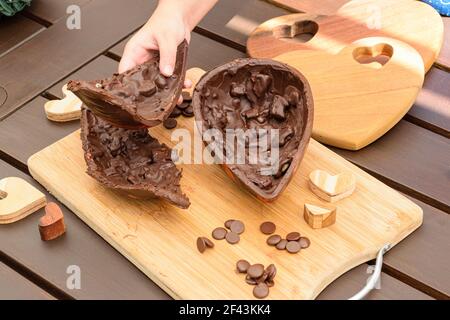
[
  {"xmin": 69, "ymin": 41, "xmax": 188, "ymax": 129},
  {"xmin": 80, "ymin": 108, "xmax": 190, "ymax": 209},
  {"xmin": 192, "ymin": 58, "xmax": 314, "ymax": 201}
]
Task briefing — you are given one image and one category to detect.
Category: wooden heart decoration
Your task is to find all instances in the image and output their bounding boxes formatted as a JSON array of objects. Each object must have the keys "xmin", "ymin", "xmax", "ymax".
[
  {"xmin": 192, "ymin": 58, "xmax": 314, "ymax": 201},
  {"xmin": 247, "ymin": 0, "xmax": 443, "ymax": 72},
  {"xmin": 309, "ymin": 169, "xmax": 356, "ymax": 202},
  {"xmin": 0, "ymin": 177, "xmax": 46, "ymax": 224},
  {"xmin": 274, "ymin": 37, "xmax": 424, "ymax": 150},
  {"xmin": 303, "ymin": 203, "xmax": 337, "ymax": 229},
  {"xmin": 266, "ymin": 0, "xmax": 348, "ymax": 15},
  {"xmin": 39, "ymin": 202, "xmax": 66, "ymax": 241},
  {"xmin": 44, "ymin": 84, "xmax": 83, "ymax": 122}
]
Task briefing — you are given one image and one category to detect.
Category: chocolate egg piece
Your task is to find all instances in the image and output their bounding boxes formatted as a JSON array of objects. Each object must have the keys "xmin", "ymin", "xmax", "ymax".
[
  {"xmin": 192, "ymin": 58, "xmax": 313, "ymax": 201},
  {"xmin": 68, "ymin": 41, "xmax": 188, "ymax": 129}
]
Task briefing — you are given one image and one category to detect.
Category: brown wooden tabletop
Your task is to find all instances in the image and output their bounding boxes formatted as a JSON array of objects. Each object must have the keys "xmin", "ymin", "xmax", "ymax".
[{"xmin": 0, "ymin": 0, "xmax": 448, "ymax": 300}]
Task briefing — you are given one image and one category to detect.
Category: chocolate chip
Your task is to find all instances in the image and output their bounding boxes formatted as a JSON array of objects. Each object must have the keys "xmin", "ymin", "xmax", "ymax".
[
  {"xmin": 230, "ymin": 220, "xmax": 245, "ymax": 234},
  {"xmin": 247, "ymin": 264, "xmax": 264, "ymax": 278},
  {"xmin": 203, "ymin": 237, "xmax": 214, "ymax": 248},
  {"xmin": 196, "ymin": 237, "xmax": 206, "ymax": 253},
  {"xmin": 182, "ymin": 105, "xmax": 194, "ymax": 117},
  {"xmin": 266, "ymin": 264, "xmax": 277, "ymax": 281},
  {"xmin": 225, "ymin": 231, "xmax": 240, "ymax": 244},
  {"xmin": 266, "ymin": 280, "xmax": 275, "ymax": 287},
  {"xmin": 286, "ymin": 232, "xmax": 301, "ymax": 241},
  {"xmin": 276, "ymin": 239, "xmax": 288, "ymax": 250},
  {"xmin": 299, "ymin": 237, "xmax": 311, "ymax": 249},
  {"xmin": 169, "ymin": 107, "xmax": 182, "ymax": 118},
  {"xmin": 245, "ymin": 275, "xmax": 258, "ymax": 285},
  {"xmin": 163, "ymin": 118, "xmax": 177, "ymax": 129},
  {"xmin": 178, "ymin": 101, "xmax": 190, "ymax": 110},
  {"xmin": 182, "ymin": 91, "xmax": 192, "ymax": 101},
  {"xmin": 286, "ymin": 241, "xmax": 301, "ymax": 254},
  {"xmin": 266, "ymin": 234, "xmax": 282, "ymax": 246},
  {"xmin": 260, "ymin": 221, "xmax": 276, "ymax": 235},
  {"xmin": 224, "ymin": 219, "xmax": 234, "ymax": 229},
  {"xmin": 253, "ymin": 283, "xmax": 269, "ymax": 299},
  {"xmin": 256, "ymin": 271, "xmax": 269, "ymax": 284},
  {"xmin": 212, "ymin": 227, "xmax": 227, "ymax": 240},
  {"xmin": 236, "ymin": 259, "xmax": 250, "ymax": 273}
]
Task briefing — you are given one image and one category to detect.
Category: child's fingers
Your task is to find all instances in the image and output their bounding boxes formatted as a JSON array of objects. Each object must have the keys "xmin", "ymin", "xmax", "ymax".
[
  {"xmin": 118, "ymin": 46, "xmax": 137, "ymax": 73},
  {"xmin": 157, "ymin": 37, "xmax": 177, "ymax": 77}
]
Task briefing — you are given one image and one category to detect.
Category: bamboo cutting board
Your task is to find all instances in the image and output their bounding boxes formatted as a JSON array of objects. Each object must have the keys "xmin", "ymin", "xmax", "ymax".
[{"xmin": 28, "ymin": 117, "xmax": 423, "ymax": 299}]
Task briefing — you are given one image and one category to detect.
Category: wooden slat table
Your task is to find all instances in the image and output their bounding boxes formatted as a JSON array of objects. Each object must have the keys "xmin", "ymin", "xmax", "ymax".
[
  {"xmin": 0, "ymin": 0, "xmax": 448, "ymax": 300},
  {"xmin": 0, "ymin": 261, "xmax": 54, "ymax": 300}
]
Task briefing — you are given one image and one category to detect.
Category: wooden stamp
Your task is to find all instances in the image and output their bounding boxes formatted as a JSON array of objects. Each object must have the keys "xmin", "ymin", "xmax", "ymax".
[
  {"xmin": 309, "ymin": 169, "xmax": 356, "ymax": 202},
  {"xmin": 44, "ymin": 84, "xmax": 82, "ymax": 122},
  {"xmin": 39, "ymin": 202, "xmax": 66, "ymax": 241},
  {"xmin": 304, "ymin": 203, "xmax": 337, "ymax": 229},
  {"xmin": 0, "ymin": 177, "xmax": 46, "ymax": 224},
  {"xmin": 182, "ymin": 67, "xmax": 206, "ymax": 101}
]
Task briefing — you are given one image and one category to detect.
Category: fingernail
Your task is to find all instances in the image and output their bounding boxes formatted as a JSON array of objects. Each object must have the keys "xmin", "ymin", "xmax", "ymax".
[{"xmin": 163, "ymin": 65, "xmax": 173, "ymax": 76}]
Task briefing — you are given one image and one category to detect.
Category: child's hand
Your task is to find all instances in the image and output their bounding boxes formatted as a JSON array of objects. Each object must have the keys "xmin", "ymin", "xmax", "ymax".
[
  {"xmin": 119, "ymin": 0, "xmax": 217, "ymax": 104},
  {"xmin": 119, "ymin": 3, "xmax": 190, "ymax": 76}
]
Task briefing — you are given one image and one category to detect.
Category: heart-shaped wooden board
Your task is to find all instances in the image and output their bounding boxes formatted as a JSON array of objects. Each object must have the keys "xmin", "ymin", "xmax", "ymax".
[
  {"xmin": 274, "ymin": 37, "xmax": 424, "ymax": 150},
  {"xmin": 247, "ymin": 0, "xmax": 443, "ymax": 72}
]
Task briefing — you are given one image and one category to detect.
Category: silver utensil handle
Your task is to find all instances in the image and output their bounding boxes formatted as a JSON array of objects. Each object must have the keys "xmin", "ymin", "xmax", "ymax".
[{"xmin": 348, "ymin": 244, "xmax": 392, "ymax": 300}]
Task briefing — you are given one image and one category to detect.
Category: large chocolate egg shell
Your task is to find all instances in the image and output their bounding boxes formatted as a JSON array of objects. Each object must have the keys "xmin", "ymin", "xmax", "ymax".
[
  {"xmin": 80, "ymin": 108, "xmax": 190, "ymax": 209},
  {"xmin": 69, "ymin": 41, "xmax": 188, "ymax": 129},
  {"xmin": 192, "ymin": 58, "xmax": 314, "ymax": 202}
]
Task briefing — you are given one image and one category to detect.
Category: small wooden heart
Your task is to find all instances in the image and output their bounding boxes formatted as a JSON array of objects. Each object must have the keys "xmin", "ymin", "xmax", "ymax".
[
  {"xmin": 0, "ymin": 177, "xmax": 46, "ymax": 224},
  {"xmin": 44, "ymin": 84, "xmax": 82, "ymax": 122},
  {"xmin": 304, "ymin": 203, "xmax": 337, "ymax": 229},
  {"xmin": 309, "ymin": 169, "xmax": 356, "ymax": 202},
  {"xmin": 39, "ymin": 202, "xmax": 66, "ymax": 241}
]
